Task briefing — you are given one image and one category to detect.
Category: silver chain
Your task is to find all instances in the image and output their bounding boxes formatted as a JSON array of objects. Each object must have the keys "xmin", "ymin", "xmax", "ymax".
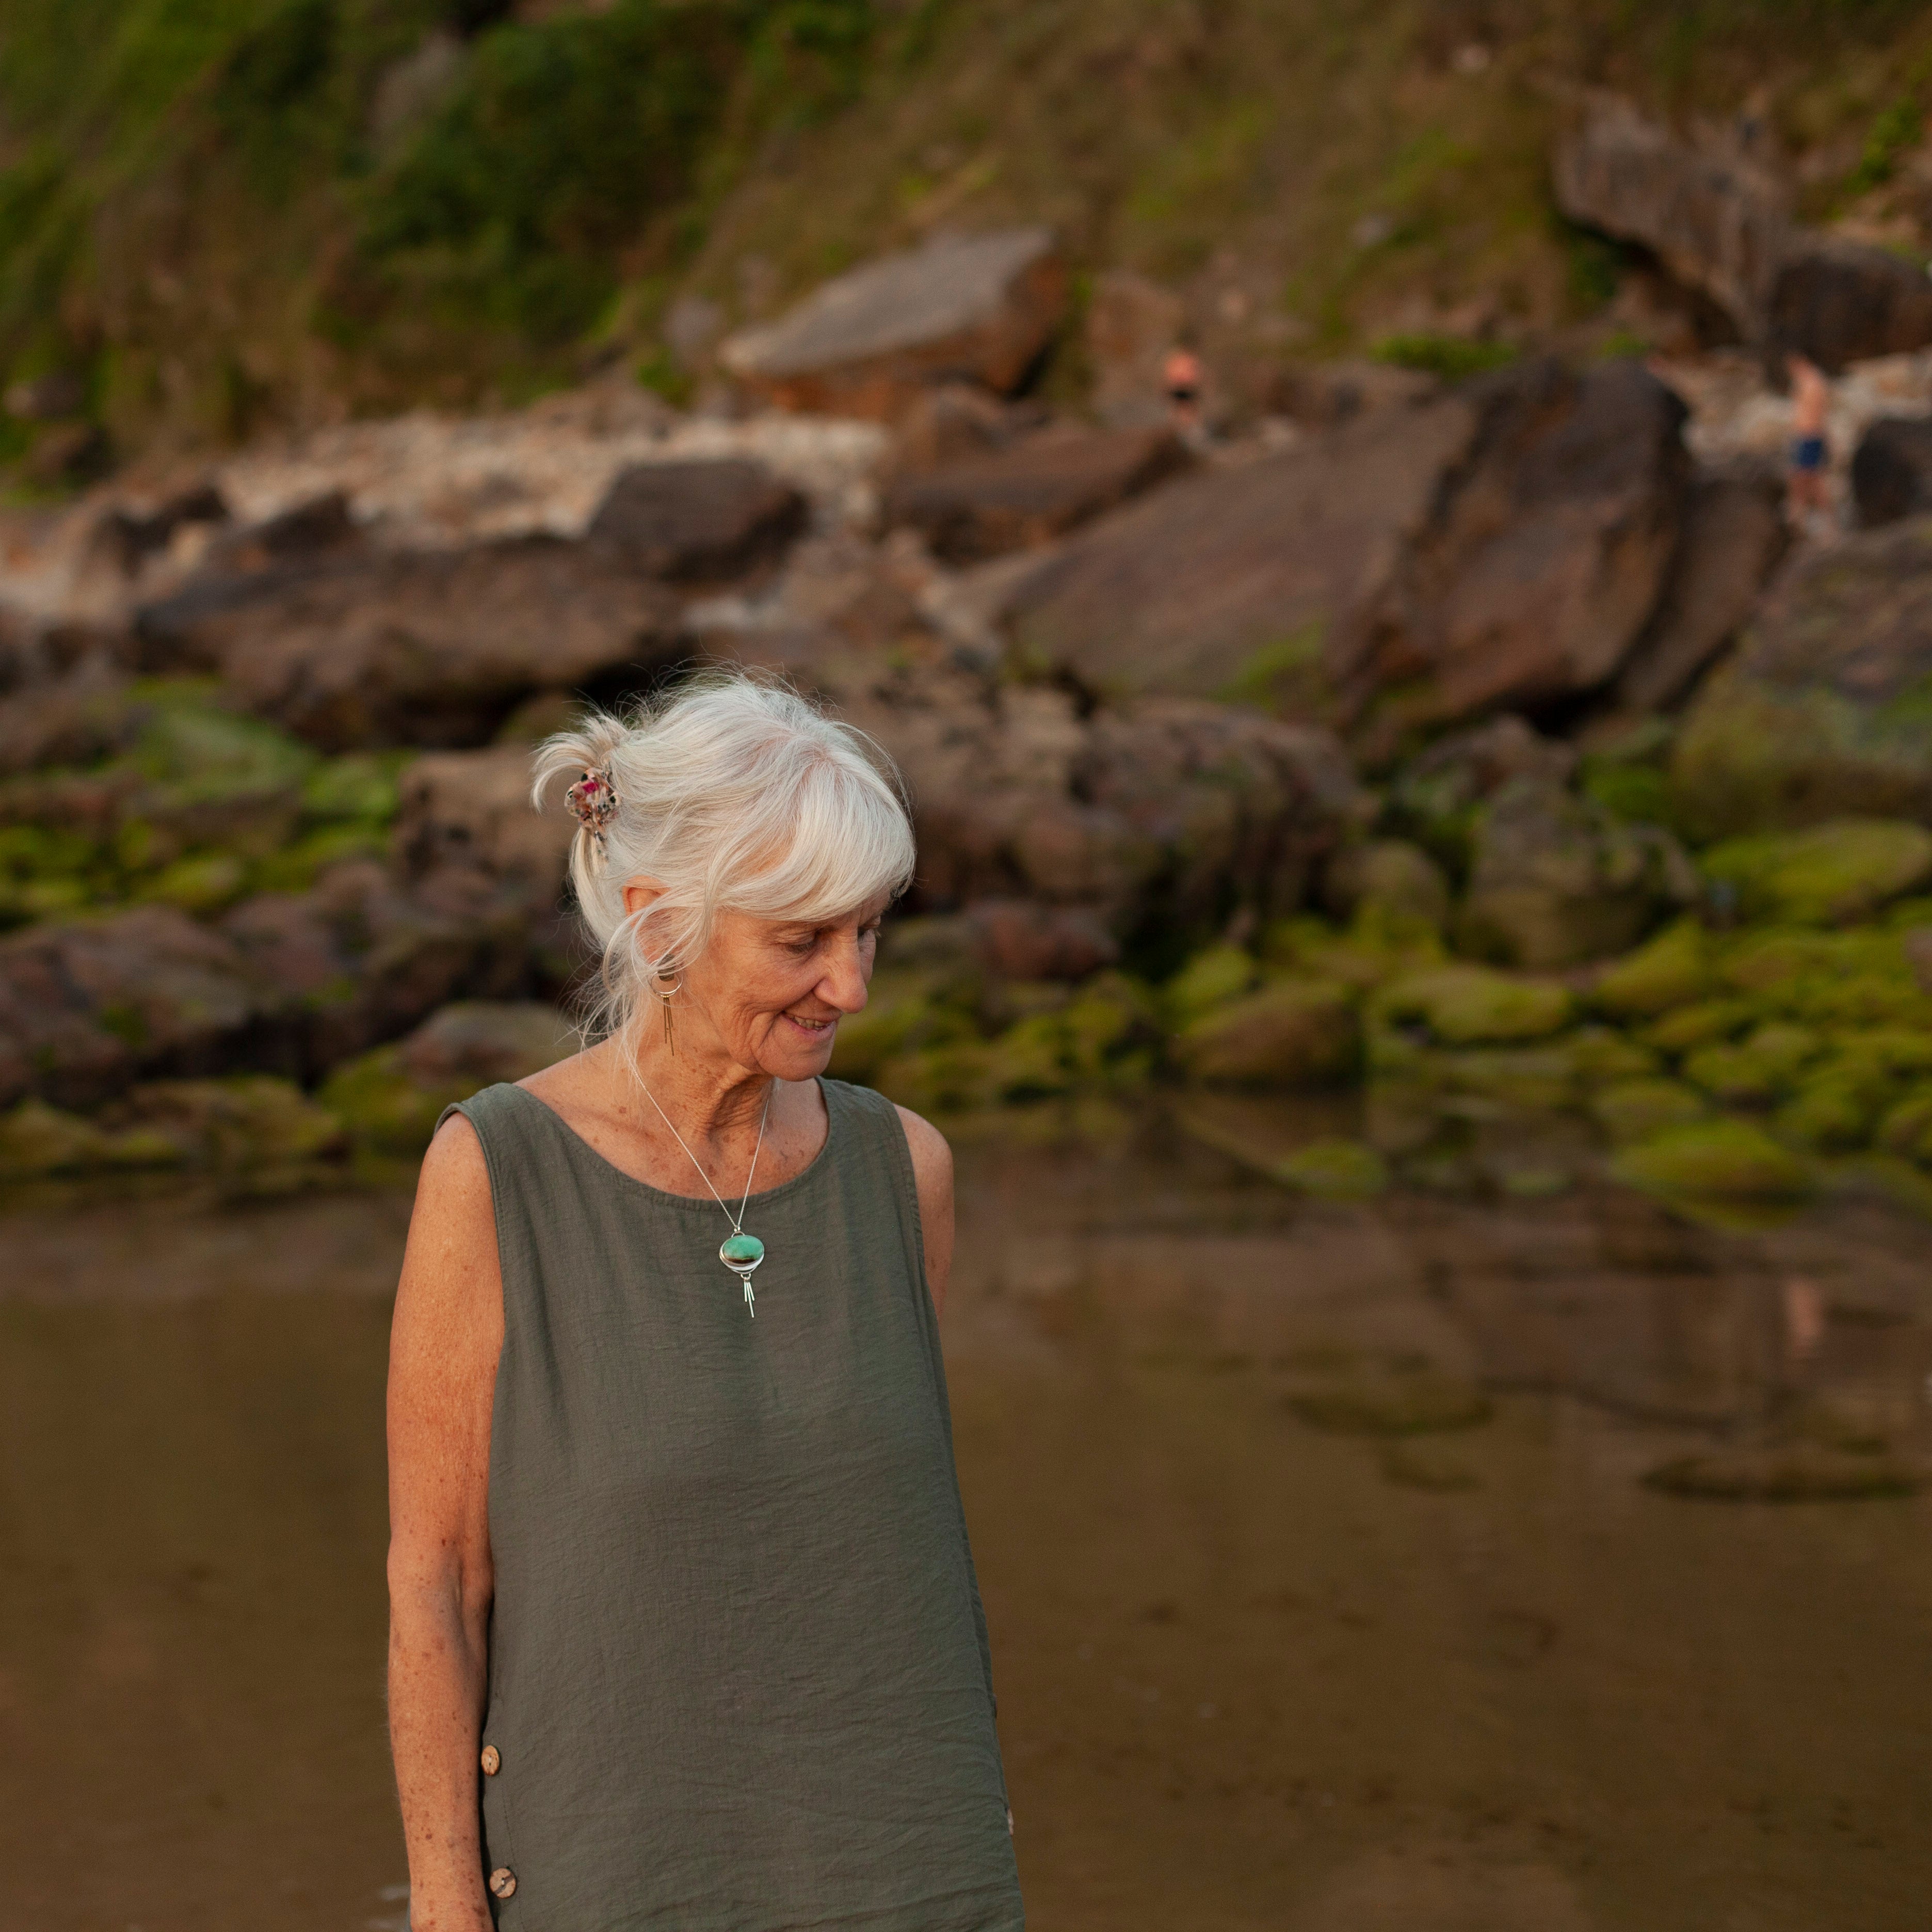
[{"xmin": 638, "ymin": 1077, "xmax": 774, "ymax": 1234}]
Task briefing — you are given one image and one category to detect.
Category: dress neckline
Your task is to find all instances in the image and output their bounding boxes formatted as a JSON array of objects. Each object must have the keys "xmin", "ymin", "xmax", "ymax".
[{"xmin": 501, "ymin": 1075, "xmax": 838, "ymax": 1214}]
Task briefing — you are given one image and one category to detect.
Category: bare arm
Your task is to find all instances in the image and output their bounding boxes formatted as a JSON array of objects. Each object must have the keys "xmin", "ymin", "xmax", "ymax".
[
  {"xmin": 387, "ymin": 1115, "xmax": 503, "ymax": 1931},
  {"xmin": 894, "ymin": 1104, "xmax": 956, "ymax": 1317}
]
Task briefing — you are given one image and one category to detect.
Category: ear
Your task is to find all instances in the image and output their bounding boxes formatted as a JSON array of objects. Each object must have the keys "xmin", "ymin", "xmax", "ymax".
[{"xmin": 621, "ymin": 876, "xmax": 669, "ymax": 920}]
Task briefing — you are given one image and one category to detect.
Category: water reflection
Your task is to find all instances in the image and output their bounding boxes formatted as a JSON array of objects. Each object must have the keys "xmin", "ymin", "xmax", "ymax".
[{"xmin": 4, "ymin": 1119, "xmax": 1930, "ymax": 1929}]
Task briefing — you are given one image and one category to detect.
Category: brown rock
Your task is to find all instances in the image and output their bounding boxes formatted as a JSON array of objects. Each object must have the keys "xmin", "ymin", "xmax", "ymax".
[
  {"xmin": 718, "ymin": 229, "xmax": 1067, "ymax": 418},
  {"xmin": 964, "ymin": 899, "xmax": 1119, "ymax": 980},
  {"xmin": 397, "ymin": 1000, "xmax": 577, "ymax": 1087},
  {"xmin": 1343, "ymin": 359, "xmax": 1689, "ymax": 738},
  {"xmin": 1459, "ymin": 776, "xmax": 1699, "ymax": 969},
  {"xmin": 0, "ymin": 905, "xmax": 288, "ymax": 1109},
  {"xmin": 883, "ymin": 425, "xmax": 1191, "ymax": 564},
  {"xmin": 1670, "ymin": 517, "xmax": 1932, "ymax": 836},
  {"xmin": 135, "ymin": 538, "xmax": 684, "ymax": 749},
  {"xmin": 1614, "ymin": 466, "xmax": 1788, "ymax": 712},
  {"xmin": 1851, "ymin": 416, "xmax": 1932, "ymax": 529},
  {"xmin": 394, "ymin": 746, "xmax": 577, "ymax": 902},
  {"xmin": 1554, "ymin": 92, "xmax": 1932, "ymax": 371},
  {"xmin": 1003, "ymin": 392, "xmax": 1481, "ymax": 709},
  {"xmin": 1177, "ymin": 979, "xmax": 1360, "ymax": 1089},
  {"xmin": 1087, "ymin": 270, "xmax": 1185, "ymax": 427},
  {"xmin": 1552, "ymin": 94, "xmax": 1790, "ymax": 339},
  {"xmin": 850, "ymin": 673, "xmax": 1362, "ymax": 944},
  {"xmin": 586, "ymin": 458, "xmax": 807, "ymax": 581}
]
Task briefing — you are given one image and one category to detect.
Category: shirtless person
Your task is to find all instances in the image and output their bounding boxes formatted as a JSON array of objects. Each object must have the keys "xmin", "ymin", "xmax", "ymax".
[{"xmin": 1786, "ymin": 352, "xmax": 1831, "ymax": 526}]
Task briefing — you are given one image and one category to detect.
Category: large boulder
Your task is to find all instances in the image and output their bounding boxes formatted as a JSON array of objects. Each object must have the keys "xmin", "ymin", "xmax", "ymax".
[
  {"xmin": 1458, "ymin": 776, "xmax": 1699, "ymax": 970},
  {"xmin": 1002, "ymin": 359, "xmax": 1689, "ymax": 742},
  {"xmin": 393, "ymin": 745, "xmax": 579, "ymax": 904},
  {"xmin": 718, "ymin": 229, "xmax": 1068, "ymax": 418},
  {"xmin": 842, "ymin": 672, "xmax": 1363, "ymax": 944},
  {"xmin": 1670, "ymin": 518, "xmax": 1932, "ymax": 838},
  {"xmin": 0, "ymin": 904, "xmax": 287, "ymax": 1110},
  {"xmin": 1001, "ymin": 390, "xmax": 1482, "ymax": 709},
  {"xmin": 1612, "ymin": 467, "xmax": 1788, "ymax": 712},
  {"xmin": 1851, "ymin": 416, "xmax": 1932, "ymax": 528},
  {"xmin": 882, "ymin": 425, "xmax": 1190, "ymax": 564},
  {"xmin": 1341, "ymin": 359, "xmax": 1689, "ymax": 740},
  {"xmin": 1552, "ymin": 94, "xmax": 1790, "ymax": 339},
  {"xmin": 134, "ymin": 538, "xmax": 684, "ymax": 749},
  {"xmin": 586, "ymin": 458, "xmax": 807, "ymax": 579},
  {"xmin": 1176, "ymin": 979, "xmax": 1360, "ymax": 1088},
  {"xmin": 1553, "ymin": 93, "xmax": 1932, "ymax": 369}
]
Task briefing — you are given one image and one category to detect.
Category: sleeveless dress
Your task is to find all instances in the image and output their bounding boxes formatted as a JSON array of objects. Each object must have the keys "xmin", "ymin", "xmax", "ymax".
[{"xmin": 443, "ymin": 1077, "xmax": 1024, "ymax": 1932}]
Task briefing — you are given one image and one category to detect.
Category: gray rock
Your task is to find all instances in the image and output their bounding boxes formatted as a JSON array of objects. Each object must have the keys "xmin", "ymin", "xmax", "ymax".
[
  {"xmin": 398, "ymin": 1000, "xmax": 577, "ymax": 1087},
  {"xmin": 719, "ymin": 229, "xmax": 1067, "ymax": 417},
  {"xmin": 1614, "ymin": 466, "xmax": 1789, "ymax": 712},
  {"xmin": 1851, "ymin": 416, "xmax": 1932, "ymax": 528},
  {"xmin": 1086, "ymin": 270, "xmax": 1185, "ymax": 426}
]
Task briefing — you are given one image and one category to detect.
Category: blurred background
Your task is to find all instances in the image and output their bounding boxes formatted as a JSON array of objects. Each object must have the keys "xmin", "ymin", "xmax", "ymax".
[{"xmin": 5, "ymin": 2, "xmax": 1932, "ymax": 1927}]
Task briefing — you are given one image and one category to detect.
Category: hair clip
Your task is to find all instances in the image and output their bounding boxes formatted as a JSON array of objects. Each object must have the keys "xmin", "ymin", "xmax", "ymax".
[{"xmin": 565, "ymin": 765, "xmax": 620, "ymax": 851}]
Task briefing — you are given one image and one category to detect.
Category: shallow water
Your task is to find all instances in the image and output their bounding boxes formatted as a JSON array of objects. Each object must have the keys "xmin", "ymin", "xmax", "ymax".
[{"xmin": 5, "ymin": 1117, "xmax": 1931, "ymax": 1930}]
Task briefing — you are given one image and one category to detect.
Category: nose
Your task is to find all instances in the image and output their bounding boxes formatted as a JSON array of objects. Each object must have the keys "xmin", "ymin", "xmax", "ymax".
[{"xmin": 817, "ymin": 932, "xmax": 871, "ymax": 1015}]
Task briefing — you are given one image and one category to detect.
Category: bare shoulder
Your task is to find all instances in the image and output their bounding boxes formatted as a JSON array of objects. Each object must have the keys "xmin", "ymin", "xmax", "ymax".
[
  {"xmin": 393, "ymin": 1110, "xmax": 502, "ymax": 1353},
  {"xmin": 891, "ymin": 1104, "xmax": 956, "ymax": 1313},
  {"xmin": 892, "ymin": 1103, "xmax": 953, "ymax": 1191}
]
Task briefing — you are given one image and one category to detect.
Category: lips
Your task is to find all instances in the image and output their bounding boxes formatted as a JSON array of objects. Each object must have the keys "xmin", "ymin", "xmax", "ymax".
[{"xmin": 785, "ymin": 1012, "xmax": 835, "ymax": 1037}]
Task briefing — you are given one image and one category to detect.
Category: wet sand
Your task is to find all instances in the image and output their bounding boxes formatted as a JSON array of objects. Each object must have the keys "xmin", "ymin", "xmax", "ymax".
[{"xmin": 4, "ymin": 1119, "xmax": 1930, "ymax": 1930}]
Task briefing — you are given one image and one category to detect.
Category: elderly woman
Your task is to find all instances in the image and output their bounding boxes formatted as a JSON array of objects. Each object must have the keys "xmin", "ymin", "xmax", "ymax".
[{"xmin": 385, "ymin": 674, "xmax": 1023, "ymax": 1931}]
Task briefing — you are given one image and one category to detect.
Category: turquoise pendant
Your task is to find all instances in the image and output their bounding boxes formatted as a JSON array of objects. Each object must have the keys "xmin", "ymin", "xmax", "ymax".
[{"xmin": 719, "ymin": 1232, "xmax": 765, "ymax": 1316}]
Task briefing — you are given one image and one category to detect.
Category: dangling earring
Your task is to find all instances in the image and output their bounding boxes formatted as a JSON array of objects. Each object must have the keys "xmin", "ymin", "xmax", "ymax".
[{"xmin": 656, "ymin": 973, "xmax": 680, "ymax": 1055}]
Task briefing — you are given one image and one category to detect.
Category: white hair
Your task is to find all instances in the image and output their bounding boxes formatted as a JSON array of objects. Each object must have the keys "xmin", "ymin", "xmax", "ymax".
[{"xmin": 531, "ymin": 670, "xmax": 916, "ymax": 1040}]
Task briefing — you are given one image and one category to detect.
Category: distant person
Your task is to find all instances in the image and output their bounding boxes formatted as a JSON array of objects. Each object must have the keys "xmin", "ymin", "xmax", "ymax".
[
  {"xmin": 385, "ymin": 672, "xmax": 1022, "ymax": 1931},
  {"xmin": 1164, "ymin": 342, "xmax": 1205, "ymax": 436},
  {"xmin": 1786, "ymin": 352, "xmax": 1832, "ymax": 527}
]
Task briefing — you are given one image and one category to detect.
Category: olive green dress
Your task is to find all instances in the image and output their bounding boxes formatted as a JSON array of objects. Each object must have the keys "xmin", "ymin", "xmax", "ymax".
[{"xmin": 444, "ymin": 1077, "xmax": 1022, "ymax": 1932}]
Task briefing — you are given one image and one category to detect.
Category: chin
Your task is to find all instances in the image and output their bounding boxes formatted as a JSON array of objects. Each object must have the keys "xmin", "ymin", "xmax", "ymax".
[{"xmin": 769, "ymin": 1012, "xmax": 840, "ymax": 1073}]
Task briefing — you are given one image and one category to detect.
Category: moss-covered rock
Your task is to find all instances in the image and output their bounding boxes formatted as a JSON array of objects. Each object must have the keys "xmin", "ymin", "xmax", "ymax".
[
  {"xmin": 1162, "ymin": 944, "xmax": 1259, "ymax": 1026},
  {"xmin": 1644, "ymin": 1446, "xmax": 1922, "ymax": 1502},
  {"xmin": 1378, "ymin": 964, "xmax": 1573, "ymax": 1044},
  {"xmin": 1457, "ymin": 776, "xmax": 1697, "ymax": 970},
  {"xmin": 140, "ymin": 851, "xmax": 250, "ymax": 915},
  {"xmin": 1683, "ymin": 1021, "xmax": 1820, "ymax": 1106},
  {"xmin": 1273, "ymin": 1136, "xmax": 1389, "ymax": 1199},
  {"xmin": 826, "ymin": 969, "xmax": 978, "ymax": 1082},
  {"xmin": 1178, "ymin": 978, "xmax": 1359, "ymax": 1088},
  {"xmin": 1592, "ymin": 918, "xmax": 1714, "ymax": 1019},
  {"xmin": 1669, "ymin": 522, "xmax": 1932, "ymax": 841},
  {"xmin": 1287, "ymin": 1370, "xmax": 1492, "ymax": 1437},
  {"xmin": 320, "ymin": 1046, "xmax": 459, "ymax": 1156},
  {"xmin": 122, "ymin": 1076, "xmax": 348, "ymax": 1179},
  {"xmin": 1877, "ymin": 1087, "xmax": 1932, "ymax": 1165},
  {"xmin": 0, "ymin": 1099, "xmax": 182, "ymax": 1180},
  {"xmin": 1563, "ymin": 1025, "xmax": 1661, "ymax": 1086},
  {"xmin": 1641, "ymin": 997, "xmax": 1757, "ymax": 1056},
  {"xmin": 1701, "ymin": 818, "xmax": 1932, "ymax": 926},
  {"xmin": 1777, "ymin": 1067, "xmax": 1889, "ymax": 1153},
  {"xmin": 1592, "ymin": 1077, "xmax": 1709, "ymax": 1145},
  {"xmin": 1426, "ymin": 1045, "xmax": 1577, "ymax": 1114},
  {"xmin": 1323, "ymin": 839, "xmax": 1450, "ymax": 932},
  {"xmin": 1613, "ymin": 1118, "xmax": 1809, "ymax": 1201}
]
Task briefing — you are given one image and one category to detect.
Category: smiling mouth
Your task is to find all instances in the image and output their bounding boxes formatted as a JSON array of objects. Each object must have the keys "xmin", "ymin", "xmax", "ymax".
[{"xmin": 786, "ymin": 1012, "xmax": 836, "ymax": 1037}]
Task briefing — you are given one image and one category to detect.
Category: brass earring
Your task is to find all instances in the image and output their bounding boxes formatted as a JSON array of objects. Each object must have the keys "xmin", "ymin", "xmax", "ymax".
[{"xmin": 655, "ymin": 973, "xmax": 681, "ymax": 1055}]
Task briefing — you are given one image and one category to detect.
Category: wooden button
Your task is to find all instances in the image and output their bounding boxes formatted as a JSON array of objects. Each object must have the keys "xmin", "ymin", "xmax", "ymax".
[
  {"xmin": 480, "ymin": 1745, "xmax": 501, "ymax": 1776},
  {"xmin": 488, "ymin": 1867, "xmax": 517, "ymax": 1899}
]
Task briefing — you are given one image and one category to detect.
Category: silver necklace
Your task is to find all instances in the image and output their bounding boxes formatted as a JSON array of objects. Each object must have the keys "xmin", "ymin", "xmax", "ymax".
[{"xmin": 639, "ymin": 1077, "xmax": 774, "ymax": 1316}]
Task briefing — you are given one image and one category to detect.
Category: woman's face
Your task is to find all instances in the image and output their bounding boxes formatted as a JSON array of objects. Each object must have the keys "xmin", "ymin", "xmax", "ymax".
[{"xmin": 668, "ymin": 894, "xmax": 888, "ymax": 1081}]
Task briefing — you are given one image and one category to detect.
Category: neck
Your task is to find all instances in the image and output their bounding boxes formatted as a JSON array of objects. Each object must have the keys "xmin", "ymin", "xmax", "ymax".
[{"xmin": 604, "ymin": 1017, "xmax": 777, "ymax": 1146}]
